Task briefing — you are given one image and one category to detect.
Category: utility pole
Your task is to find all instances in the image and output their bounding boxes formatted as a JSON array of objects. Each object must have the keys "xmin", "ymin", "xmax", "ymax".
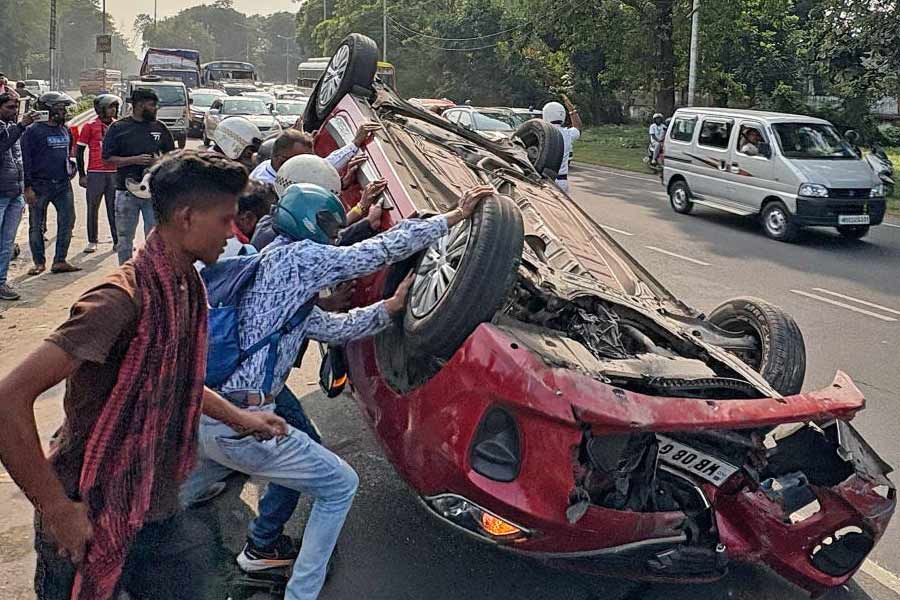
[
  {"xmin": 102, "ymin": 0, "xmax": 107, "ymax": 69},
  {"xmin": 154, "ymin": 0, "xmax": 158, "ymax": 24},
  {"xmin": 382, "ymin": 0, "xmax": 387, "ymax": 62},
  {"xmin": 687, "ymin": 0, "xmax": 700, "ymax": 107},
  {"xmin": 323, "ymin": 0, "xmax": 327, "ymax": 22},
  {"xmin": 49, "ymin": 0, "xmax": 57, "ymax": 90}
]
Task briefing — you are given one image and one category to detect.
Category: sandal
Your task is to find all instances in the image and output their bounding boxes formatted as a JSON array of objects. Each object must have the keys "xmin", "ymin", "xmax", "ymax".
[
  {"xmin": 50, "ymin": 262, "xmax": 82, "ymax": 274},
  {"xmin": 27, "ymin": 264, "xmax": 45, "ymax": 276}
]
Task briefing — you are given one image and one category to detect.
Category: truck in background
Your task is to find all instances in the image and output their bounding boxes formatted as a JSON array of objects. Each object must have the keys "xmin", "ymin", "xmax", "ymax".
[
  {"xmin": 140, "ymin": 48, "xmax": 201, "ymax": 89},
  {"xmin": 79, "ymin": 68, "xmax": 122, "ymax": 96}
]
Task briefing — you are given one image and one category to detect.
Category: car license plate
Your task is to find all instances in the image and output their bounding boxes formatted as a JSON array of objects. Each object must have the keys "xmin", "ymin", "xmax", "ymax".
[
  {"xmin": 656, "ymin": 436, "xmax": 739, "ymax": 486},
  {"xmin": 838, "ymin": 214, "xmax": 870, "ymax": 225}
]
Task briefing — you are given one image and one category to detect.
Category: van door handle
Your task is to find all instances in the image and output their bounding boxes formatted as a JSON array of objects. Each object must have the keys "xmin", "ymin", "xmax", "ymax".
[
  {"xmin": 719, "ymin": 160, "xmax": 727, "ymax": 171},
  {"xmin": 729, "ymin": 163, "xmax": 740, "ymax": 174}
]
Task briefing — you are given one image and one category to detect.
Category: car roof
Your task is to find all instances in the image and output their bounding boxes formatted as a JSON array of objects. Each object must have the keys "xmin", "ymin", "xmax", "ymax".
[
  {"xmin": 673, "ymin": 107, "xmax": 832, "ymax": 125},
  {"xmin": 131, "ymin": 80, "xmax": 184, "ymax": 87},
  {"xmin": 192, "ymin": 88, "xmax": 225, "ymax": 95}
]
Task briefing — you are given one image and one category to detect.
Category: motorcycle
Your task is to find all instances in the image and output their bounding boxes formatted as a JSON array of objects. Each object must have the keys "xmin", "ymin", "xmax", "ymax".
[{"xmin": 846, "ymin": 130, "xmax": 895, "ymax": 196}]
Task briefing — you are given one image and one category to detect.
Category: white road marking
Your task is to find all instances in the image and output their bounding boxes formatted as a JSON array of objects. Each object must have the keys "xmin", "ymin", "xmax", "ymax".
[
  {"xmin": 812, "ymin": 288, "xmax": 900, "ymax": 316},
  {"xmin": 861, "ymin": 559, "xmax": 900, "ymax": 596},
  {"xmin": 882, "ymin": 222, "xmax": 900, "ymax": 229},
  {"xmin": 790, "ymin": 290, "xmax": 898, "ymax": 322},
  {"xmin": 599, "ymin": 224, "xmax": 634, "ymax": 236},
  {"xmin": 644, "ymin": 246, "xmax": 711, "ymax": 266}
]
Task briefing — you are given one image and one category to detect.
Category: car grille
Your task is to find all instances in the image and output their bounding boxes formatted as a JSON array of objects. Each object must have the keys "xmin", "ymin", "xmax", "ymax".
[
  {"xmin": 809, "ymin": 527, "xmax": 873, "ymax": 577},
  {"xmin": 829, "ymin": 188, "xmax": 870, "ymax": 199}
]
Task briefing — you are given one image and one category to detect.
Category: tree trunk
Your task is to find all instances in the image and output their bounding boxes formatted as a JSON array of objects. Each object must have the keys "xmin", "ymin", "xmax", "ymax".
[{"xmin": 654, "ymin": 0, "xmax": 676, "ymax": 115}]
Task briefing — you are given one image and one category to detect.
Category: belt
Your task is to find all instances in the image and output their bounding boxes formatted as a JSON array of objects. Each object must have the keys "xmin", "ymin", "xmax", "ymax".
[
  {"xmin": 222, "ymin": 390, "xmax": 274, "ymax": 408},
  {"xmin": 556, "ymin": 174, "xmax": 568, "ymax": 180}
]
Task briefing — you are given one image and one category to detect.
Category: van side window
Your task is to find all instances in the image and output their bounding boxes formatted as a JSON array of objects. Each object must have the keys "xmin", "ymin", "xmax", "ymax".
[
  {"xmin": 670, "ymin": 117, "xmax": 696, "ymax": 142},
  {"xmin": 698, "ymin": 120, "xmax": 733, "ymax": 150},
  {"xmin": 737, "ymin": 125, "xmax": 766, "ymax": 156}
]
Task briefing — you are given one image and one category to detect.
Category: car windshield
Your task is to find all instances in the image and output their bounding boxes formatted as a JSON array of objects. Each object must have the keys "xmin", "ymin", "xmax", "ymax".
[
  {"xmin": 275, "ymin": 101, "xmax": 306, "ymax": 115},
  {"xmin": 772, "ymin": 123, "xmax": 856, "ymax": 159},
  {"xmin": 473, "ymin": 111, "xmax": 517, "ymax": 131},
  {"xmin": 191, "ymin": 93, "xmax": 221, "ymax": 107},
  {"xmin": 137, "ymin": 85, "xmax": 186, "ymax": 106},
  {"xmin": 25, "ymin": 80, "xmax": 40, "ymax": 87},
  {"xmin": 223, "ymin": 99, "xmax": 269, "ymax": 115}
]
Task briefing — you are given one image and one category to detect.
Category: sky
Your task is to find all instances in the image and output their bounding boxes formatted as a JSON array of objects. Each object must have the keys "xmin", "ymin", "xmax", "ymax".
[{"xmin": 110, "ymin": 0, "xmax": 298, "ymax": 51}]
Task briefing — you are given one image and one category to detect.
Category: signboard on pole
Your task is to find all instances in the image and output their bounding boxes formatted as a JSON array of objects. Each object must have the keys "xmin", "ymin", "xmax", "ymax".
[{"xmin": 96, "ymin": 34, "xmax": 112, "ymax": 54}]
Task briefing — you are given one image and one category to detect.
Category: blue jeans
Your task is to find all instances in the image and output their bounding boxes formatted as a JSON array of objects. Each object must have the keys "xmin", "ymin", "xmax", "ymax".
[
  {"xmin": 0, "ymin": 195, "xmax": 24, "ymax": 285},
  {"xmin": 115, "ymin": 190, "xmax": 155, "ymax": 264},
  {"xmin": 28, "ymin": 180, "xmax": 74, "ymax": 265},
  {"xmin": 191, "ymin": 407, "xmax": 358, "ymax": 600}
]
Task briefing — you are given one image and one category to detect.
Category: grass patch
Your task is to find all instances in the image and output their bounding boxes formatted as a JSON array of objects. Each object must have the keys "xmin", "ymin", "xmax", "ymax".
[
  {"xmin": 572, "ymin": 124, "xmax": 650, "ymax": 174},
  {"xmin": 575, "ymin": 127, "xmax": 900, "ymax": 219}
]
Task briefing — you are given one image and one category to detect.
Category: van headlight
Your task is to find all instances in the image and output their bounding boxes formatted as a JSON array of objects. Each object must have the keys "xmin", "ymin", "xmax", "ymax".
[
  {"xmin": 799, "ymin": 183, "xmax": 829, "ymax": 197},
  {"xmin": 870, "ymin": 184, "xmax": 884, "ymax": 197}
]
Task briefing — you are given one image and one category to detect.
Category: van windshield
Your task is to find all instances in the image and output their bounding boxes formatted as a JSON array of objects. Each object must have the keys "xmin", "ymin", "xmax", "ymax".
[
  {"xmin": 135, "ymin": 85, "xmax": 186, "ymax": 107},
  {"xmin": 772, "ymin": 123, "xmax": 856, "ymax": 160}
]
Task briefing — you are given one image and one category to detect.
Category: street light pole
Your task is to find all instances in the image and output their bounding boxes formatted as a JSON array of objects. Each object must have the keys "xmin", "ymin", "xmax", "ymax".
[
  {"xmin": 102, "ymin": 0, "xmax": 107, "ymax": 69},
  {"xmin": 49, "ymin": 0, "xmax": 57, "ymax": 89},
  {"xmin": 323, "ymin": 0, "xmax": 327, "ymax": 22},
  {"xmin": 687, "ymin": 0, "xmax": 700, "ymax": 107}
]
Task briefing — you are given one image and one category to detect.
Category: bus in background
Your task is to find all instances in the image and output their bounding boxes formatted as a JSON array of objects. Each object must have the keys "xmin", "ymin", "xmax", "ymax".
[
  {"xmin": 297, "ymin": 58, "xmax": 397, "ymax": 93},
  {"xmin": 140, "ymin": 48, "xmax": 201, "ymax": 89},
  {"xmin": 201, "ymin": 61, "xmax": 258, "ymax": 91},
  {"xmin": 79, "ymin": 68, "xmax": 122, "ymax": 96}
]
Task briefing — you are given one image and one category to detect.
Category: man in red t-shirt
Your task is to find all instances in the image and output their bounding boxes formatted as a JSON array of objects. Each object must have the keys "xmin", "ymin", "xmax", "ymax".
[{"xmin": 76, "ymin": 95, "xmax": 120, "ymax": 253}]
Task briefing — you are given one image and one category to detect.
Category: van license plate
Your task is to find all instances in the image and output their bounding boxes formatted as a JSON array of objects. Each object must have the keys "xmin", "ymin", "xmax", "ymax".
[
  {"xmin": 838, "ymin": 215, "xmax": 870, "ymax": 225},
  {"xmin": 656, "ymin": 436, "xmax": 740, "ymax": 486}
]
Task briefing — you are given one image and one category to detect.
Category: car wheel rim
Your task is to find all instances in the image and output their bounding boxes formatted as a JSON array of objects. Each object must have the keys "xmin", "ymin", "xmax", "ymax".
[
  {"xmin": 766, "ymin": 208, "xmax": 786, "ymax": 235},
  {"xmin": 673, "ymin": 187, "xmax": 688, "ymax": 209},
  {"xmin": 318, "ymin": 45, "xmax": 350, "ymax": 111},
  {"xmin": 409, "ymin": 221, "xmax": 470, "ymax": 318}
]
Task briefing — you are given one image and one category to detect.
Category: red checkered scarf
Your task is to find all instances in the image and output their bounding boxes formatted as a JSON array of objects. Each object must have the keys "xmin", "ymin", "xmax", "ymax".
[{"xmin": 71, "ymin": 232, "xmax": 209, "ymax": 600}]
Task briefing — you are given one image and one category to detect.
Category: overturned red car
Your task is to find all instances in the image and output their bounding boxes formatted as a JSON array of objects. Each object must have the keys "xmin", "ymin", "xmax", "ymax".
[{"xmin": 303, "ymin": 34, "xmax": 896, "ymax": 595}]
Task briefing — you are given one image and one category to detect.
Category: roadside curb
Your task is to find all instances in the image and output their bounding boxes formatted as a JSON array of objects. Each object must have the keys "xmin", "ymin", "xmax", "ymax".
[{"xmin": 66, "ymin": 109, "xmax": 94, "ymax": 129}]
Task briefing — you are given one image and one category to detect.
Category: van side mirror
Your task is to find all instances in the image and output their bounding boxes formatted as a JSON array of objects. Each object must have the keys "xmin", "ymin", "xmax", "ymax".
[
  {"xmin": 208, "ymin": 108, "xmax": 219, "ymax": 116},
  {"xmin": 844, "ymin": 129, "xmax": 860, "ymax": 145},
  {"xmin": 188, "ymin": 98, "xmax": 194, "ymax": 105},
  {"xmin": 758, "ymin": 142, "xmax": 772, "ymax": 158}
]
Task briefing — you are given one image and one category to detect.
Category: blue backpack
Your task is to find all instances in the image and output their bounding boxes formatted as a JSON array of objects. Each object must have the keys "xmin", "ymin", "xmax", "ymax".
[{"xmin": 202, "ymin": 254, "xmax": 315, "ymax": 393}]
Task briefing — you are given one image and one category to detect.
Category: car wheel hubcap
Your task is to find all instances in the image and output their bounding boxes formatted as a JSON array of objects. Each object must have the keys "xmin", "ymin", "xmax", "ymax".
[
  {"xmin": 318, "ymin": 45, "xmax": 350, "ymax": 111},
  {"xmin": 766, "ymin": 209, "xmax": 786, "ymax": 235},
  {"xmin": 409, "ymin": 221, "xmax": 470, "ymax": 318},
  {"xmin": 673, "ymin": 188, "xmax": 687, "ymax": 208}
]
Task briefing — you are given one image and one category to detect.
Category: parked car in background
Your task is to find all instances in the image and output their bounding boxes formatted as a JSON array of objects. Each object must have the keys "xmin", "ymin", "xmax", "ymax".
[
  {"xmin": 272, "ymin": 97, "xmax": 307, "ymax": 129},
  {"xmin": 662, "ymin": 108, "xmax": 886, "ymax": 242},
  {"xmin": 202, "ymin": 96, "xmax": 281, "ymax": 146},
  {"xmin": 302, "ymin": 34, "xmax": 895, "ymax": 596},
  {"xmin": 509, "ymin": 107, "xmax": 542, "ymax": 125},
  {"xmin": 188, "ymin": 87, "xmax": 227, "ymax": 137},
  {"xmin": 442, "ymin": 106, "xmax": 521, "ymax": 141},
  {"xmin": 222, "ymin": 82, "xmax": 258, "ymax": 96},
  {"xmin": 125, "ymin": 77, "xmax": 190, "ymax": 148},
  {"xmin": 23, "ymin": 79, "xmax": 51, "ymax": 96}
]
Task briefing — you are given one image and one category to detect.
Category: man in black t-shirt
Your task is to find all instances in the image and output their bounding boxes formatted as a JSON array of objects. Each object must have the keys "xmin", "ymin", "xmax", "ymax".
[{"xmin": 102, "ymin": 88, "xmax": 175, "ymax": 264}]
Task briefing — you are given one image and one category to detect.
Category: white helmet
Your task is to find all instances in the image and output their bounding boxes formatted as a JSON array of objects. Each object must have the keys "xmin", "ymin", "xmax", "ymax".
[
  {"xmin": 213, "ymin": 116, "xmax": 262, "ymax": 160},
  {"xmin": 542, "ymin": 101, "xmax": 566, "ymax": 125},
  {"xmin": 274, "ymin": 154, "xmax": 341, "ymax": 198},
  {"xmin": 652, "ymin": 112, "xmax": 664, "ymax": 120}
]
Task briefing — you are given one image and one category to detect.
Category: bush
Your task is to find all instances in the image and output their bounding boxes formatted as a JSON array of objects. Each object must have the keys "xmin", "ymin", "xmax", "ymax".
[{"xmin": 877, "ymin": 123, "xmax": 900, "ymax": 147}]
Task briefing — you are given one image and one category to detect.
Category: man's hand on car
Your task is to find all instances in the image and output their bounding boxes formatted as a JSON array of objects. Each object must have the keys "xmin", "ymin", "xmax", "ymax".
[
  {"xmin": 385, "ymin": 273, "xmax": 415, "ymax": 316},
  {"xmin": 445, "ymin": 185, "xmax": 494, "ymax": 226},
  {"xmin": 360, "ymin": 179, "xmax": 388, "ymax": 212},
  {"xmin": 366, "ymin": 201, "xmax": 385, "ymax": 231},
  {"xmin": 42, "ymin": 497, "xmax": 93, "ymax": 565},
  {"xmin": 353, "ymin": 121, "xmax": 382, "ymax": 147},
  {"xmin": 341, "ymin": 154, "xmax": 367, "ymax": 189},
  {"xmin": 318, "ymin": 281, "xmax": 356, "ymax": 312},
  {"xmin": 291, "ymin": 116, "xmax": 304, "ymax": 131},
  {"xmin": 235, "ymin": 410, "xmax": 288, "ymax": 440}
]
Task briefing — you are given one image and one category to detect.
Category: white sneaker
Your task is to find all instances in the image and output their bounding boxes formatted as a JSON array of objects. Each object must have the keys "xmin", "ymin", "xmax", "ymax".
[{"xmin": 83, "ymin": 243, "xmax": 98, "ymax": 254}]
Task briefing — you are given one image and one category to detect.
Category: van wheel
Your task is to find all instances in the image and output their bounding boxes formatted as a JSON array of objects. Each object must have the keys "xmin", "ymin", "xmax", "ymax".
[
  {"xmin": 707, "ymin": 297, "xmax": 806, "ymax": 395},
  {"xmin": 836, "ymin": 225, "xmax": 870, "ymax": 240},
  {"xmin": 669, "ymin": 180, "xmax": 694, "ymax": 214},
  {"xmin": 761, "ymin": 201, "xmax": 798, "ymax": 242}
]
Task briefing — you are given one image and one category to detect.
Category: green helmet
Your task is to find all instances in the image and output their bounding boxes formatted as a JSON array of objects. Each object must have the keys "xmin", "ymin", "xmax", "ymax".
[{"xmin": 272, "ymin": 183, "xmax": 347, "ymax": 244}]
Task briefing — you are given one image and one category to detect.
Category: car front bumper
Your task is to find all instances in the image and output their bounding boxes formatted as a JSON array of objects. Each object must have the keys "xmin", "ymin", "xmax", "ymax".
[
  {"xmin": 795, "ymin": 196, "xmax": 886, "ymax": 226},
  {"xmin": 347, "ymin": 322, "xmax": 894, "ymax": 592}
]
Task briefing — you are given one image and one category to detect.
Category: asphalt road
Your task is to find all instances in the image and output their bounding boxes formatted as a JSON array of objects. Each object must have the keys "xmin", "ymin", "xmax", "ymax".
[{"xmin": 239, "ymin": 160, "xmax": 900, "ymax": 600}]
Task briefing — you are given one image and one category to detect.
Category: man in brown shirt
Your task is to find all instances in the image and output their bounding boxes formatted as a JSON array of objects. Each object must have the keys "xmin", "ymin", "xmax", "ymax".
[{"xmin": 0, "ymin": 150, "xmax": 288, "ymax": 600}]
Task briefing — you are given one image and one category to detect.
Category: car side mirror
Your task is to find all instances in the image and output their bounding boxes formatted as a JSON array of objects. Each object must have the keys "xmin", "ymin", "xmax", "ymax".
[
  {"xmin": 758, "ymin": 142, "xmax": 772, "ymax": 158},
  {"xmin": 188, "ymin": 98, "xmax": 194, "ymax": 105}
]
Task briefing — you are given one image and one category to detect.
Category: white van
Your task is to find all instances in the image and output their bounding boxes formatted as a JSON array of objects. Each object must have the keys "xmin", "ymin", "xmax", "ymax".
[
  {"xmin": 662, "ymin": 108, "xmax": 886, "ymax": 241},
  {"xmin": 125, "ymin": 78, "xmax": 190, "ymax": 149}
]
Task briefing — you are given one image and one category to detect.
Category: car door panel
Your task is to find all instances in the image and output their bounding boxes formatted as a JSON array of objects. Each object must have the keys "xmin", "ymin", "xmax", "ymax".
[{"xmin": 727, "ymin": 120, "xmax": 775, "ymax": 212}]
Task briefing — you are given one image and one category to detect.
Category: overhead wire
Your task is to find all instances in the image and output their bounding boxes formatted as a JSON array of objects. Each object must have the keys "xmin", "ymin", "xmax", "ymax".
[{"xmin": 387, "ymin": 15, "xmax": 529, "ymax": 42}]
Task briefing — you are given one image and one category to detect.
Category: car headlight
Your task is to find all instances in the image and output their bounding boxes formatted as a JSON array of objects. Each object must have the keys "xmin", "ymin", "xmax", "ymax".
[
  {"xmin": 799, "ymin": 183, "xmax": 829, "ymax": 197},
  {"xmin": 870, "ymin": 184, "xmax": 884, "ymax": 197},
  {"xmin": 425, "ymin": 494, "xmax": 531, "ymax": 542}
]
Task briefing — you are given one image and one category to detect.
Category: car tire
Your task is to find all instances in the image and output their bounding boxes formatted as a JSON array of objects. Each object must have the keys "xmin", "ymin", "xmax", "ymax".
[
  {"xmin": 761, "ymin": 200, "xmax": 798, "ymax": 242},
  {"xmin": 513, "ymin": 119, "xmax": 564, "ymax": 179},
  {"xmin": 303, "ymin": 34, "xmax": 378, "ymax": 133},
  {"xmin": 669, "ymin": 180, "xmax": 694, "ymax": 214},
  {"xmin": 376, "ymin": 195, "xmax": 524, "ymax": 390},
  {"xmin": 707, "ymin": 297, "xmax": 806, "ymax": 396},
  {"xmin": 836, "ymin": 225, "xmax": 870, "ymax": 240}
]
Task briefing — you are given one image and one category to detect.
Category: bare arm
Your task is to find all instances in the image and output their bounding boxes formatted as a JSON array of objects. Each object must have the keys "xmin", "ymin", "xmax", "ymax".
[
  {"xmin": 562, "ymin": 95, "xmax": 583, "ymax": 131},
  {"xmin": 106, "ymin": 154, "xmax": 154, "ymax": 167},
  {"xmin": 202, "ymin": 387, "xmax": 288, "ymax": 437}
]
